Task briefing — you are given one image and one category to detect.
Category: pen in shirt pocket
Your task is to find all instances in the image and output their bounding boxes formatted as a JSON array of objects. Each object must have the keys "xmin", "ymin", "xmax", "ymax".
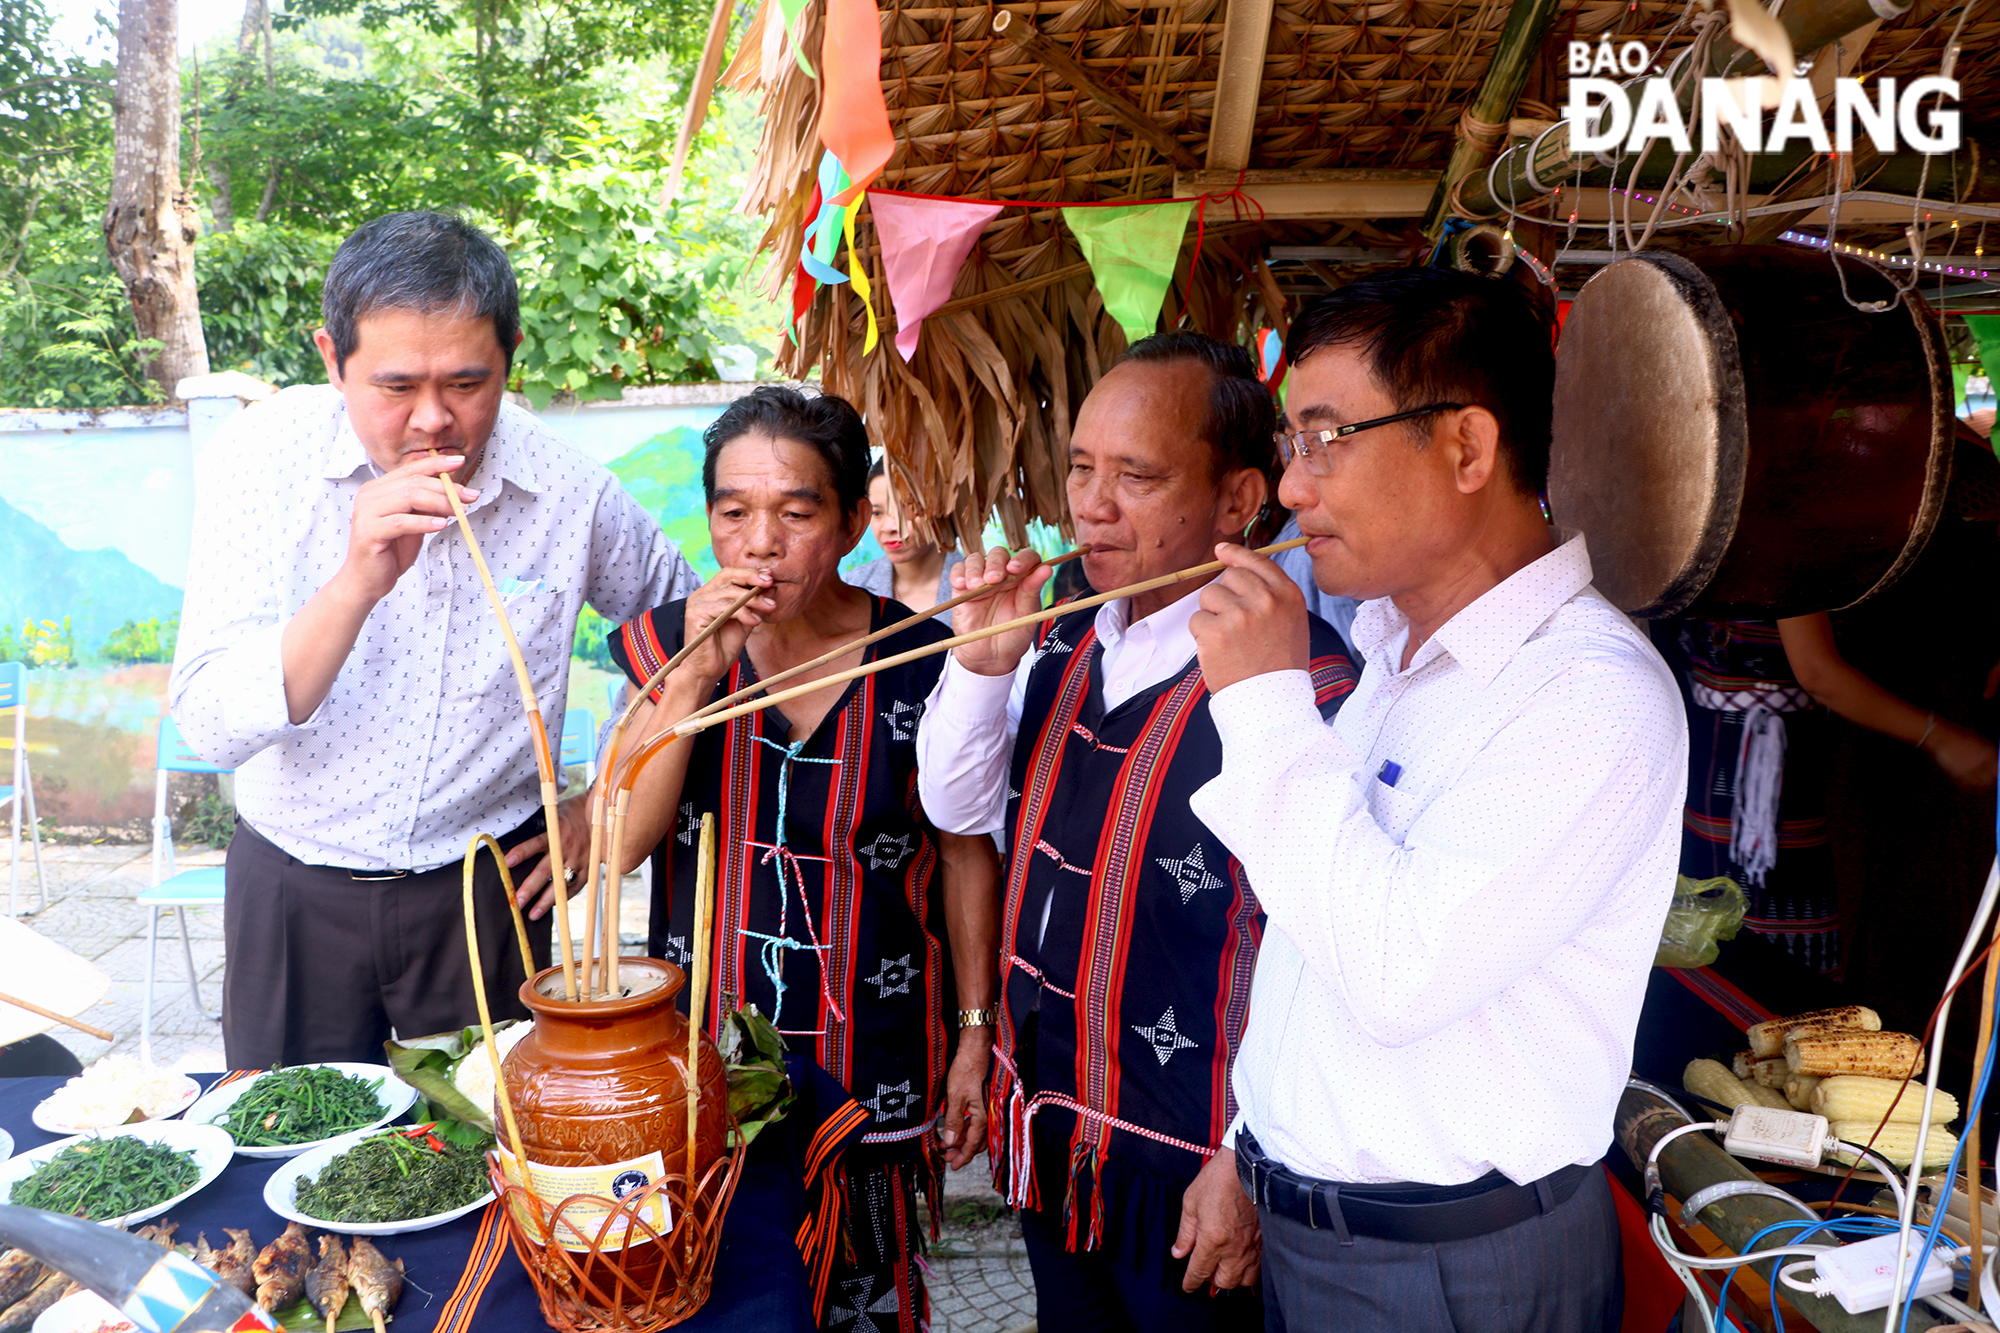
[{"xmin": 1377, "ymin": 760, "xmax": 1402, "ymax": 788}]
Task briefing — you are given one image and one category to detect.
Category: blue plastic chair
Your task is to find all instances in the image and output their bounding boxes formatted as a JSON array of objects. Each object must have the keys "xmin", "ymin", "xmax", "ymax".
[
  {"xmin": 561, "ymin": 708, "xmax": 598, "ymax": 786},
  {"xmin": 138, "ymin": 715, "xmax": 229, "ymax": 1061},
  {"xmin": 0, "ymin": 661, "xmax": 47, "ymax": 916}
]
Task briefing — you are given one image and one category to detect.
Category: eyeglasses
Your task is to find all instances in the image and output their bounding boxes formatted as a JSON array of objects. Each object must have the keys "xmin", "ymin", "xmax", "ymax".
[{"xmin": 1276, "ymin": 402, "xmax": 1466, "ymax": 475}]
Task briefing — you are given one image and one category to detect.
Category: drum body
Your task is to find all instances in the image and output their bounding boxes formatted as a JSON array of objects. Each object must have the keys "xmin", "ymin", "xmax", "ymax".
[{"xmin": 1549, "ymin": 246, "xmax": 1951, "ymax": 618}]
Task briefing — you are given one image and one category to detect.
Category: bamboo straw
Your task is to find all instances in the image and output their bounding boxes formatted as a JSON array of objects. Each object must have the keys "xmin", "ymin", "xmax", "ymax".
[
  {"xmin": 586, "ymin": 583, "xmax": 764, "ymax": 998},
  {"xmin": 662, "ymin": 536, "xmax": 1309, "ymax": 745},
  {"xmin": 461, "ymin": 835, "xmax": 530, "ymax": 1175},
  {"xmin": 678, "ymin": 546, "xmax": 1090, "ymax": 729},
  {"xmin": 0, "ymin": 989, "xmax": 113, "ymax": 1042},
  {"xmin": 685, "ymin": 813, "xmax": 716, "ymax": 1255},
  {"xmin": 433, "ymin": 454, "xmax": 578, "ymax": 1001}
]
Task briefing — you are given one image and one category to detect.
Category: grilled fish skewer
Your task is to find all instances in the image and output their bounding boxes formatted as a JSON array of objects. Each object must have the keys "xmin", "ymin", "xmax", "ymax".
[
  {"xmin": 252, "ymin": 1221, "xmax": 312, "ymax": 1312},
  {"xmin": 0, "ymin": 1250, "xmax": 45, "ymax": 1312},
  {"xmin": 347, "ymin": 1238, "xmax": 404, "ymax": 1333},
  {"xmin": 305, "ymin": 1234, "xmax": 351, "ymax": 1333}
]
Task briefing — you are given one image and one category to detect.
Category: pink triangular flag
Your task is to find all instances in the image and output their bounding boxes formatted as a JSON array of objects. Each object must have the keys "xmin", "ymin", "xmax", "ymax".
[{"xmin": 870, "ymin": 193, "xmax": 1004, "ymax": 360}]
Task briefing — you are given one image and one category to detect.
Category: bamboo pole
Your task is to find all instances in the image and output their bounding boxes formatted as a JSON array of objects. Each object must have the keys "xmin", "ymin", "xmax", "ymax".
[
  {"xmin": 1419, "ymin": 0, "xmax": 1561, "ymax": 237},
  {"xmin": 586, "ymin": 583, "xmax": 763, "ymax": 997},
  {"xmin": 462, "ymin": 836, "xmax": 530, "ymax": 1172},
  {"xmin": 667, "ymin": 537, "xmax": 1309, "ymax": 744},
  {"xmin": 684, "ymin": 813, "xmax": 716, "ymax": 1255},
  {"xmin": 0, "ymin": 990, "xmax": 113, "ymax": 1042},
  {"xmin": 435, "ymin": 455, "xmax": 578, "ymax": 1001}
]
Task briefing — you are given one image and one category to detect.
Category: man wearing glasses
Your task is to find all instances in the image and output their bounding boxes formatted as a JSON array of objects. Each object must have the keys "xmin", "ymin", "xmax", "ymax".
[{"xmin": 1186, "ymin": 268, "xmax": 1686, "ymax": 1330}]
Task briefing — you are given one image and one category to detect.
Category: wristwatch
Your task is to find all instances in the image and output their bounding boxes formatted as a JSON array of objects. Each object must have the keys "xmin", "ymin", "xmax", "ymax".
[{"xmin": 957, "ymin": 1007, "xmax": 998, "ymax": 1029}]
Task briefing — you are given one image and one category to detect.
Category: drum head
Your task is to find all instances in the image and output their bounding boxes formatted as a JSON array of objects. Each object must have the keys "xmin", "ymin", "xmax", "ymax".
[{"xmin": 1550, "ymin": 252, "xmax": 1746, "ymax": 616}]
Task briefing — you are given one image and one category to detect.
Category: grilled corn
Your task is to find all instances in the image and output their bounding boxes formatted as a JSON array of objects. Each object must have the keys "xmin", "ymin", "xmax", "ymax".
[
  {"xmin": 1784, "ymin": 1029, "xmax": 1923, "ymax": 1080},
  {"xmin": 1810, "ymin": 1076, "xmax": 1958, "ymax": 1126},
  {"xmin": 1747, "ymin": 1006, "xmax": 1881, "ymax": 1059},
  {"xmin": 1827, "ymin": 1120, "xmax": 1957, "ymax": 1170},
  {"xmin": 1683, "ymin": 1058, "xmax": 1791, "ymax": 1112},
  {"xmin": 1784, "ymin": 1074, "xmax": 1821, "ymax": 1111},
  {"xmin": 1751, "ymin": 1057, "xmax": 1789, "ymax": 1089}
]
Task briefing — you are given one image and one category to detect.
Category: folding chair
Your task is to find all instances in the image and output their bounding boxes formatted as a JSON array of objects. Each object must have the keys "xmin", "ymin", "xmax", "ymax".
[
  {"xmin": 0, "ymin": 661, "xmax": 47, "ymax": 915},
  {"xmin": 138, "ymin": 715, "xmax": 229, "ymax": 1062},
  {"xmin": 561, "ymin": 708, "xmax": 599, "ymax": 786}
]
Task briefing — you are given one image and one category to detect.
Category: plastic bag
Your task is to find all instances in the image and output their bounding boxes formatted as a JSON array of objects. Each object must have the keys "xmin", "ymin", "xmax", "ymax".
[{"xmin": 1654, "ymin": 875, "xmax": 1748, "ymax": 969}]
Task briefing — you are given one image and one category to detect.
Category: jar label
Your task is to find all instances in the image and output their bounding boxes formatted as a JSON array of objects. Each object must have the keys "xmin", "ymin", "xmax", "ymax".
[{"xmin": 495, "ymin": 1145, "xmax": 676, "ymax": 1252}]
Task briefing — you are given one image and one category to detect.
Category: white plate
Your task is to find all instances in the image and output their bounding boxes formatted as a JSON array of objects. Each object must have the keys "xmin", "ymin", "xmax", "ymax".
[
  {"xmin": 0, "ymin": 1121, "xmax": 233, "ymax": 1229},
  {"xmin": 185, "ymin": 1063, "xmax": 417, "ymax": 1159},
  {"xmin": 33, "ymin": 1289, "xmax": 136, "ymax": 1333},
  {"xmin": 0, "ymin": 1128, "xmax": 12, "ymax": 1163},
  {"xmin": 32, "ymin": 1074, "xmax": 201, "ymax": 1136},
  {"xmin": 263, "ymin": 1129, "xmax": 495, "ymax": 1236}
]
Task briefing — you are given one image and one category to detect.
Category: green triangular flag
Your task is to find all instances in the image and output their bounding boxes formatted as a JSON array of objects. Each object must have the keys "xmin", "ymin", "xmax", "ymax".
[
  {"xmin": 1968, "ymin": 314, "xmax": 2000, "ymax": 398},
  {"xmin": 1061, "ymin": 201, "xmax": 1196, "ymax": 347},
  {"xmin": 1955, "ymin": 361, "xmax": 1973, "ymax": 413}
]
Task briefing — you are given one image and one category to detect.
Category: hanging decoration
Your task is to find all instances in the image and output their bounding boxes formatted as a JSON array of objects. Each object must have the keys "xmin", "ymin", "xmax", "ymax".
[
  {"xmin": 1059, "ymin": 201, "xmax": 1196, "ymax": 347},
  {"xmin": 1254, "ymin": 327, "xmax": 1286, "ymax": 391},
  {"xmin": 842, "ymin": 202, "xmax": 880, "ymax": 353},
  {"xmin": 817, "ymin": 0, "xmax": 894, "ymax": 204},
  {"xmin": 1968, "ymin": 315, "xmax": 2000, "ymax": 401},
  {"xmin": 775, "ymin": 0, "xmax": 816, "ymax": 76},
  {"xmin": 800, "ymin": 154, "xmax": 853, "ymax": 284},
  {"xmin": 869, "ymin": 194, "xmax": 1006, "ymax": 360}
]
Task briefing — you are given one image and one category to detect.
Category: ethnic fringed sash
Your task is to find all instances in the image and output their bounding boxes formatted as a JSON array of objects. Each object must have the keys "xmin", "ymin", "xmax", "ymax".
[
  {"xmin": 987, "ymin": 604, "xmax": 1358, "ymax": 1249},
  {"xmin": 796, "ymin": 1095, "xmax": 873, "ymax": 1322}
]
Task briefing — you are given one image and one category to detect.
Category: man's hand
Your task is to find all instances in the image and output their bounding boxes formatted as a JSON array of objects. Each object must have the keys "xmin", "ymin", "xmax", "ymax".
[
  {"xmin": 675, "ymin": 567, "xmax": 776, "ymax": 684},
  {"xmin": 507, "ymin": 794, "xmax": 595, "ymax": 920},
  {"xmin": 1173, "ymin": 1147, "xmax": 1260, "ymax": 1291},
  {"xmin": 938, "ymin": 1031, "xmax": 992, "ymax": 1169},
  {"xmin": 1190, "ymin": 544, "xmax": 1309, "ymax": 693},
  {"xmin": 950, "ymin": 546, "xmax": 1052, "ymax": 677},
  {"xmin": 336, "ymin": 452, "xmax": 478, "ymax": 605}
]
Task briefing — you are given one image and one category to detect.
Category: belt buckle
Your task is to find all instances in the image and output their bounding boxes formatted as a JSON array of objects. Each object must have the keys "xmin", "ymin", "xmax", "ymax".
[{"xmin": 349, "ymin": 868, "xmax": 411, "ymax": 881}]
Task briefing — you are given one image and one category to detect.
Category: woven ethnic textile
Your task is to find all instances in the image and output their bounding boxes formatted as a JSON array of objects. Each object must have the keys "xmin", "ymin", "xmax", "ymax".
[
  {"xmin": 610, "ymin": 596, "xmax": 957, "ymax": 1128},
  {"xmin": 1665, "ymin": 618, "xmax": 1838, "ymax": 973},
  {"xmin": 990, "ymin": 603, "xmax": 1356, "ymax": 1245}
]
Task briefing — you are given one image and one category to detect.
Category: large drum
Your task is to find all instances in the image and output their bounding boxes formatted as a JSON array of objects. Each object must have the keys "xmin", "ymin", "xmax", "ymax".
[{"xmin": 1549, "ymin": 246, "xmax": 1952, "ymax": 619}]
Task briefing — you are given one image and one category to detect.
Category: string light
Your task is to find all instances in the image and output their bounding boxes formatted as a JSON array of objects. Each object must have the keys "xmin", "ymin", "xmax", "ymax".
[{"xmin": 1778, "ymin": 230, "xmax": 1996, "ymax": 281}]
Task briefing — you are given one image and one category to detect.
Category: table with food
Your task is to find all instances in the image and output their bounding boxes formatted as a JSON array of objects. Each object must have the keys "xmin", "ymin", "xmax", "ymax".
[{"xmin": 0, "ymin": 1039, "xmax": 836, "ymax": 1333}]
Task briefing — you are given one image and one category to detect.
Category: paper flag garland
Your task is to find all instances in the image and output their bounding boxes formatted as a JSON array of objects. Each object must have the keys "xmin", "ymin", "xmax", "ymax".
[
  {"xmin": 1255, "ymin": 327, "xmax": 1286, "ymax": 388},
  {"xmin": 843, "ymin": 201, "xmax": 880, "ymax": 353},
  {"xmin": 1968, "ymin": 315, "xmax": 2000, "ymax": 403},
  {"xmin": 800, "ymin": 154, "xmax": 852, "ymax": 285},
  {"xmin": 1060, "ymin": 201, "xmax": 1195, "ymax": 347},
  {"xmin": 870, "ymin": 193, "xmax": 1004, "ymax": 359},
  {"xmin": 819, "ymin": 0, "xmax": 894, "ymax": 205},
  {"xmin": 775, "ymin": 0, "xmax": 815, "ymax": 75}
]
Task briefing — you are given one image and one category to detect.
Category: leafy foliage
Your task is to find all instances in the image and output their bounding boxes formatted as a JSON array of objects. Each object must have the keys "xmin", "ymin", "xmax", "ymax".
[
  {"xmin": 180, "ymin": 791, "xmax": 239, "ymax": 849},
  {"xmin": 100, "ymin": 613, "xmax": 180, "ymax": 665},
  {"xmin": 572, "ymin": 605, "xmax": 616, "ymax": 670},
  {"xmin": 0, "ymin": 617, "xmax": 76, "ymax": 668},
  {"xmin": 196, "ymin": 223, "xmax": 339, "ymax": 385}
]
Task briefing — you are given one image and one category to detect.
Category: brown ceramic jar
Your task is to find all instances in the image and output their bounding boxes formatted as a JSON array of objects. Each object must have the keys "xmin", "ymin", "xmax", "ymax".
[{"xmin": 503, "ymin": 957, "xmax": 730, "ymax": 1180}]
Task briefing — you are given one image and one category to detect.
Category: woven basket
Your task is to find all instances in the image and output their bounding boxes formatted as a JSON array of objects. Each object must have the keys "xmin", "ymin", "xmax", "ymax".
[{"xmin": 487, "ymin": 1135, "xmax": 747, "ymax": 1332}]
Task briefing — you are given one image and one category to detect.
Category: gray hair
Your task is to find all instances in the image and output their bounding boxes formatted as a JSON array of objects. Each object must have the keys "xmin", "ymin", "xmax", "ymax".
[{"xmin": 321, "ymin": 211, "xmax": 520, "ymax": 374}]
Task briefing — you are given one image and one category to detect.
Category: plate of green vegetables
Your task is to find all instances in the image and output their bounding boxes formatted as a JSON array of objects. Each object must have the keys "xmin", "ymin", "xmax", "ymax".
[
  {"xmin": 264, "ymin": 1125, "xmax": 496, "ymax": 1236},
  {"xmin": 186, "ymin": 1063, "xmax": 418, "ymax": 1159},
  {"xmin": 0, "ymin": 1121, "xmax": 231, "ymax": 1227}
]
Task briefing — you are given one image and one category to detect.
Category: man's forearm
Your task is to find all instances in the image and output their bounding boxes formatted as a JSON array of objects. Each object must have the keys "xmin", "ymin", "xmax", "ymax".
[
  {"xmin": 279, "ymin": 574, "xmax": 378, "ymax": 725},
  {"xmin": 939, "ymin": 831, "xmax": 1002, "ymax": 1010}
]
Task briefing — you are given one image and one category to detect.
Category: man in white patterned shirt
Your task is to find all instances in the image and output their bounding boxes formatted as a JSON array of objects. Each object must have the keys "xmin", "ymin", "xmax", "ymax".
[
  {"xmin": 171, "ymin": 212, "xmax": 697, "ymax": 1068},
  {"xmin": 1187, "ymin": 269, "xmax": 1686, "ymax": 1331}
]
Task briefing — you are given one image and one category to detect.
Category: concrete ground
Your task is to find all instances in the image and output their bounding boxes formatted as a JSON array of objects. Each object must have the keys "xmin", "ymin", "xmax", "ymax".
[{"xmin": 5, "ymin": 837, "xmax": 1037, "ymax": 1332}]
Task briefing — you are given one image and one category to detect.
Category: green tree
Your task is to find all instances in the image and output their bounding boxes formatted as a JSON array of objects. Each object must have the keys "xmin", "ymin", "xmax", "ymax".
[
  {"xmin": 196, "ymin": 222, "xmax": 339, "ymax": 384},
  {"xmin": 101, "ymin": 612, "xmax": 180, "ymax": 665}
]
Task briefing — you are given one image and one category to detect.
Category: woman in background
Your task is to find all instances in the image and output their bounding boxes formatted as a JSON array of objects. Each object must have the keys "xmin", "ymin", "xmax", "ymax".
[{"xmin": 845, "ymin": 459, "xmax": 964, "ymax": 622}]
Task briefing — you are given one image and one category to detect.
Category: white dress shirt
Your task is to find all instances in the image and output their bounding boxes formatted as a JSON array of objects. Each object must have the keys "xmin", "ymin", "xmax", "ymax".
[
  {"xmin": 170, "ymin": 384, "xmax": 699, "ymax": 871},
  {"xmin": 1190, "ymin": 534, "xmax": 1686, "ymax": 1187},
  {"xmin": 915, "ymin": 584, "xmax": 1207, "ymax": 836}
]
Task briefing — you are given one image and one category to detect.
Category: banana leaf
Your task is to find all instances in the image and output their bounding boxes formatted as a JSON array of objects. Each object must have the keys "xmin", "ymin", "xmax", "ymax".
[
  {"xmin": 718, "ymin": 1005, "xmax": 794, "ymax": 1147},
  {"xmin": 382, "ymin": 1020, "xmax": 523, "ymax": 1138}
]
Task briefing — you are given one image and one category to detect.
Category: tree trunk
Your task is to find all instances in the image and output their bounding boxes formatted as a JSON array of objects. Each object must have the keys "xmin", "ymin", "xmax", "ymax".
[
  {"xmin": 205, "ymin": 160, "xmax": 235, "ymax": 232},
  {"xmin": 104, "ymin": 0, "xmax": 209, "ymax": 399}
]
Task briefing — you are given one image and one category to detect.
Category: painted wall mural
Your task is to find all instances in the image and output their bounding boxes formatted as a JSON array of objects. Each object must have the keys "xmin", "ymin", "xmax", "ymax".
[{"xmin": 0, "ymin": 398, "xmax": 889, "ymax": 833}]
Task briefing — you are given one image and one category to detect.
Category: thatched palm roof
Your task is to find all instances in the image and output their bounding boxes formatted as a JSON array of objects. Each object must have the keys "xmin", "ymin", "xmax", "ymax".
[{"xmin": 732, "ymin": 0, "xmax": 2000, "ymax": 546}]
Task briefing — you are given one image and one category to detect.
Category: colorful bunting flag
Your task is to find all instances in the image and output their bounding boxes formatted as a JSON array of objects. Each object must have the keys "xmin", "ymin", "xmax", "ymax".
[
  {"xmin": 775, "ymin": 0, "xmax": 815, "ymax": 76},
  {"xmin": 870, "ymin": 193, "xmax": 1004, "ymax": 359},
  {"xmin": 1968, "ymin": 315, "xmax": 2000, "ymax": 402},
  {"xmin": 819, "ymin": 0, "xmax": 894, "ymax": 205},
  {"xmin": 1255, "ymin": 326, "xmax": 1286, "ymax": 391},
  {"xmin": 800, "ymin": 155, "xmax": 852, "ymax": 285},
  {"xmin": 843, "ymin": 200, "xmax": 880, "ymax": 354},
  {"xmin": 1060, "ymin": 201, "xmax": 1195, "ymax": 347}
]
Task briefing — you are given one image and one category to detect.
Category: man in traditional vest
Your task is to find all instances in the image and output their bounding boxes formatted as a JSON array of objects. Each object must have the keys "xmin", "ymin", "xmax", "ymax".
[{"xmin": 915, "ymin": 332, "xmax": 1357, "ymax": 1330}]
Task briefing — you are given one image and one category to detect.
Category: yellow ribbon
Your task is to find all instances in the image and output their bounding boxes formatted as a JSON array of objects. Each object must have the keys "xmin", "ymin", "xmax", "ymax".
[{"xmin": 843, "ymin": 196, "xmax": 879, "ymax": 354}]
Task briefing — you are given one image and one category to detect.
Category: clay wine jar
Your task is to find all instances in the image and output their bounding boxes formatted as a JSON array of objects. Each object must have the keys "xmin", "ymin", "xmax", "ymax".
[{"xmin": 503, "ymin": 957, "xmax": 730, "ymax": 1181}]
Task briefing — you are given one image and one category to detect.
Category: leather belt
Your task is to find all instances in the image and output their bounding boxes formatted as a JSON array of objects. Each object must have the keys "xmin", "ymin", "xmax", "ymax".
[{"xmin": 1235, "ymin": 1129, "xmax": 1590, "ymax": 1246}]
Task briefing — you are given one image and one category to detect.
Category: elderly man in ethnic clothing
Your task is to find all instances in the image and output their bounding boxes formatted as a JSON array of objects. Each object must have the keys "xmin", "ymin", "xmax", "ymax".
[
  {"xmin": 917, "ymin": 333, "xmax": 1358, "ymax": 1331},
  {"xmin": 597, "ymin": 388, "xmax": 1003, "ymax": 1333}
]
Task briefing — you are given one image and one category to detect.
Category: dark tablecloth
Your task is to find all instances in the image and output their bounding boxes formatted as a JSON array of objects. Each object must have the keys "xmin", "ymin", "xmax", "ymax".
[{"xmin": 0, "ymin": 1069, "xmax": 820, "ymax": 1333}]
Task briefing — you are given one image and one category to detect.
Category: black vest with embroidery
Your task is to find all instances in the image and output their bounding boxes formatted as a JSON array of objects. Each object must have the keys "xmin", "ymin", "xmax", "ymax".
[{"xmin": 987, "ymin": 602, "xmax": 1355, "ymax": 1247}]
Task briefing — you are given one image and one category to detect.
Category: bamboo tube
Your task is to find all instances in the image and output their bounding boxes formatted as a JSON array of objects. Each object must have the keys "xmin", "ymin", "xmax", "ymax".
[
  {"xmin": 1968, "ymin": 906, "xmax": 2000, "ymax": 1307},
  {"xmin": 664, "ymin": 536, "xmax": 1309, "ymax": 745},
  {"xmin": 685, "ymin": 813, "xmax": 716, "ymax": 1252},
  {"xmin": 586, "ymin": 582, "xmax": 763, "ymax": 997},
  {"xmin": 679, "ymin": 547, "xmax": 1089, "ymax": 729},
  {"xmin": 461, "ymin": 835, "xmax": 530, "ymax": 1174},
  {"xmin": 0, "ymin": 990, "xmax": 113, "ymax": 1042},
  {"xmin": 467, "ymin": 832, "xmax": 538, "ymax": 981},
  {"xmin": 433, "ymin": 455, "xmax": 578, "ymax": 1001}
]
